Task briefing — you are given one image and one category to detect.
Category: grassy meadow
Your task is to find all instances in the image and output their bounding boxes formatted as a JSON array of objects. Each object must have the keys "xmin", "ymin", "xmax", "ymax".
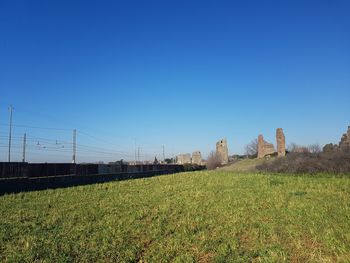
[{"xmin": 1, "ymin": 171, "xmax": 350, "ymax": 262}]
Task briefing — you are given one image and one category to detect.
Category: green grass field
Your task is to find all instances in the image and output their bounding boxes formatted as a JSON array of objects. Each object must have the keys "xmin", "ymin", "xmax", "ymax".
[
  {"xmin": 1, "ymin": 171, "xmax": 350, "ymax": 262},
  {"xmin": 218, "ymin": 158, "xmax": 273, "ymax": 172}
]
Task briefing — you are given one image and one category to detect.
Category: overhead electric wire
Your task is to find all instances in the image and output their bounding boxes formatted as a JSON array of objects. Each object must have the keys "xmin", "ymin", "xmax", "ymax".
[
  {"xmin": 76, "ymin": 144, "xmax": 132, "ymax": 154},
  {"xmin": 77, "ymin": 130, "xmax": 127, "ymax": 149},
  {"xmin": 0, "ymin": 120, "xmax": 164, "ymax": 162},
  {"xmin": 0, "ymin": 123, "xmax": 71, "ymax": 131}
]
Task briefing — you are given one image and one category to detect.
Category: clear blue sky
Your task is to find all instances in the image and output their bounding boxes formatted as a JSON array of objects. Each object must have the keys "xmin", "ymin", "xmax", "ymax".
[{"xmin": 0, "ymin": 0, "xmax": 349, "ymax": 163}]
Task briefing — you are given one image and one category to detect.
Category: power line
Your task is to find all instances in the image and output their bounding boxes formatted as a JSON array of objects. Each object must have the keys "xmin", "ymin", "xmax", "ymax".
[
  {"xmin": 0, "ymin": 117, "xmax": 165, "ymax": 162},
  {"xmin": 0, "ymin": 123, "xmax": 71, "ymax": 131},
  {"xmin": 26, "ymin": 136, "xmax": 71, "ymax": 144},
  {"xmin": 75, "ymin": 147, "xmax": 135, "ymax": 157},
  {"xmin": 76, "ymin": 144, "xmax": 130, "ymax": 154},
  {"xmin": 1, "ymin": 142, "xmax": 141, "ymax": 158},
  {"xmin": 0, "ymin": 136, "xmax": 136, "ymax": 156},
  {"xmin": 77, "ymin": 130, "xmax": 126, "ymax": 149}
]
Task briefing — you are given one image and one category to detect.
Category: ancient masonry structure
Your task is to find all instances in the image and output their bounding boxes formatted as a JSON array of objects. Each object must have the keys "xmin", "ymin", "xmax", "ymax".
[
  {"xmin": 276, "ymin": 128, "xmax": 286, "ymax": 157},
  {"xmin": 339, "ymin": 126, "xmax": 350, "ymax": 151},
  {"xmin": 216, "ymin": 138, "xmax": 229, "ymax": 164},
  {"xmin": 191, "ymin": 151, "xmax": 202, "ymax": 165},
  {"xmin": 257, "ymin": 135, "xmax": 275, "ymax": 158},
  {"xmin": 176, "ymin": 154, "xmax": 191, "ymax": 164},
  {"xmin": 176, "ymin": 151, "xmax": 203, "ymax": 165},
  {"xmin": 258, "ymin": 128, "xmax": 286, "ymax": 158}
]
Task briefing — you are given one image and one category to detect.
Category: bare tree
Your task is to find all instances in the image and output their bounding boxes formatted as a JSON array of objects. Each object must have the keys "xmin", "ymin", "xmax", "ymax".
[
  {"xmin": 287, "ymin": 142, "xmax": 310, "ymax": 153},
  {"xmin": 308, "ymin": 144, "xmax": 321, "ymax": 153},
  {"xmin": 245, "ymin": 139, "xmax": 258, "ymax": 157},
  {"xmin": 287, "ymin": 142, "xmax": 299, "ymax": 153},
  {"xmin": 206, "ymin": 151, "xmax": 222, "ymax": 170}
]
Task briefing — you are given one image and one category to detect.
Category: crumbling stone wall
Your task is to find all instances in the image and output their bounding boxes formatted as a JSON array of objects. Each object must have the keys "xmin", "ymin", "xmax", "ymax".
[
  {"xmin": 257, "ymin": 135, "xmax": 264, "ymax": 158},
  {"xmin": 258, "ymin": 134, "xmax": 275, "ymax": 158},
  {"xmin": 176, "ymin": 154, "xmax": 191, "ymax": 164},
  {"xmin": 276, "ymin": 128, "xmax": 286, "ymax": 157},
  {"xmin": 192, "ymin": 151, "xmax": 202, "ymax": 165},
  {"xmin": 216, "ymin": 139, "xmax": 228, "ymax": 164},
  {"xmin": 339, "ymin": 126, "xmax": 350, "ymax": 152}
]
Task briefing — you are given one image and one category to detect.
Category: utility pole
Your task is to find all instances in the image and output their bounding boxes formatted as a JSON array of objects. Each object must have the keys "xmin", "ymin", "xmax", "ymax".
[
  {"xmin": 134, "ymin": 139, "xmax": 136, "ymax": 165},
  {"xmin": 137, "ymin": 147, "xmax": 140, "ymax": 163},
  {"xmin": 162, "ymin": 145, "xmax": 165, "ymax": 162},
  {"xmin": 8, "ymin": 105, "xmax": 13, "ymax": 162},
  {"xmin": 72, "ymin": 129, "xmax": 76, "ymax": 164},
  {"xmin": 22, "ymin": 133, "xmax": 26, "ymax": 162}
]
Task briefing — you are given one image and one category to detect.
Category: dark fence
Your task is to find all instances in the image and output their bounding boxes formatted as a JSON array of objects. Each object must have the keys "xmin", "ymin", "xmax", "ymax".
[
  {"xmin": 0, "ymin": 162, "xmax": 205, "ymax": 195},
  {"xmin": 0, "ymin": 169, "xmax": 183, "ymax": 195},
  {"xmin": 0, "ymin": 163, "xmax": 190, "ymax": 179},
  {"xmin": 0, "ymin": 162, "xmax": 28, "ymax": 178},
  {"xmin": 26, "ymin": 163, "xmax": 76, "ymax": 178}
]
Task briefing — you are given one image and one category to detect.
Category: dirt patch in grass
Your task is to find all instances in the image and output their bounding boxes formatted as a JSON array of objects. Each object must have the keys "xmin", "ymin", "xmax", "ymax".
[
  {"xmin": 288, "ymin": 234, "xmax": 327, "ymax": 263},
  {"xmin": 198, "ymin": 251, "xmax": 215, "ymax": 263}
]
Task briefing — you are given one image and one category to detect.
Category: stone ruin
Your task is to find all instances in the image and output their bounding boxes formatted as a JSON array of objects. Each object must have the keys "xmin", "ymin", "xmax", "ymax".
[
  {"xmin": 258, "ymin": 128, "xmax": 286, "ymax": 158},
  {"xmin": 191, "ymin": 151, "xmax": 202, "ymax": 165},
  {"xmin": 323, "ymin": 126, "xmax": 350, "ymax": 153},
  {"xmin": 276, "ymin": 128, "xmax": 286, "ymax": 157},
  {"xmin": 176, "ymin": 151, "xmax": 203, "ymax": 165},
  {"xmin": 257, "ymin": 135, "xmax": 275, "ymax": 158},
  {"xmin": 339, "ymin": 126, "xmax": 350, "ymax": 152},
  {"xmin": 176, "ymin": 153, "xmax": 191, "ymax": 164},
  {"xmin": 216, "ymin": 138, "xmax": 228, "ymax": 164}
]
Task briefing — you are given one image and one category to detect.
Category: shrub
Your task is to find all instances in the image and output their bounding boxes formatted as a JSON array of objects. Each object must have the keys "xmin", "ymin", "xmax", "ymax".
[
  {"xmin": 308, "ymin": 144, "xmax": 321, "ymax": 153},
  {"xmin": 256, "ymin": 151, "xmax": 350, "ymax": 174},
  {"xmin": 287, "ymin": 143, "xmax": 309, "ymax": 153},
  {"xmin": 206, "ymin": 151, "xmax": 222, "ymax": 170}
]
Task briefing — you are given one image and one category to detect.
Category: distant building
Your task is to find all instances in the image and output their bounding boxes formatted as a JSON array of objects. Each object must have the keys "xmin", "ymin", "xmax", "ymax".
[
  {"xmin": 176, "ymin": 153, "xmax": 191, "ymax": 164},
  {"xmin": 191, "ymin": 151, "xmax": 202, "ymax": 165}
]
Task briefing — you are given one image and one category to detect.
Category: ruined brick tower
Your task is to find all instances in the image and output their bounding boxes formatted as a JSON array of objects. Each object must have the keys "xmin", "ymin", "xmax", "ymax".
[
  {"xmin": 339, "ymin": 126, "xmax": 350, "ymax": 152},
  {"xmin": 216, "ymin": 138, "xmax": 228, "ymax": 164},
  {"xmin": 276, "ymin": 128, "xmax": 286, "ymax": 157},
  {"xmin": 257, "ymin": 135, "xmax": 264, "ymax": 158},
  {"xmin": 257, "ymin": 134, "xmax": 275, "ymax": 158}
]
